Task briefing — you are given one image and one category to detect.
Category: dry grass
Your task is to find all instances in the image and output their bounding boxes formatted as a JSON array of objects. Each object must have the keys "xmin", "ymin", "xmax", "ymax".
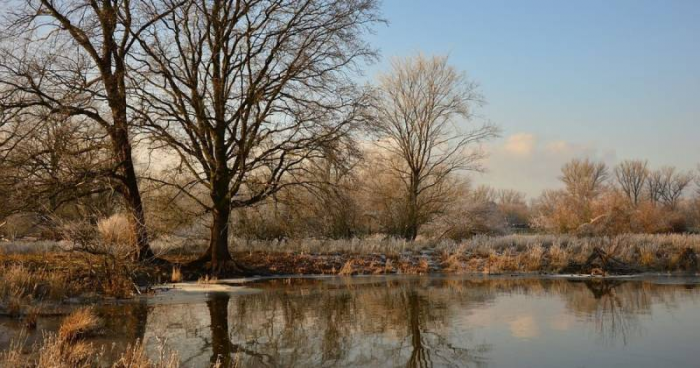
[
  {"xmin": 22, "ymin": 306, "xmax": 40, "ymax": 329},
  {"xmin": 170, "ymin": 266, "xmax": 182, "ymax": 283},
  {"xmin": 223, "ymin": 234, "xmax": 700, "ymax": 275},
  {"xmin": 58, "ymin": 308, "xmax": 102, "ymax": 343},
  {"xmin": 0, "ymin": 330, "xmax": 27, "ymax": 367},
  {"xmin": 2, "ymin": 234, "xmax": 699, "ymax": 282},
  {"xmin": 0, "ymin": 251, "xmax": 168, "ymax": 307},
  {"xmin": 197, "ymin": 274, "xmax": 218, "ymax": 284},
  {"xmin": 35, "ymin": 334, "xmax": 96, "ymax": 368},
  {"xmin": 97, "ymin": 214, "xmax": 136, "ymax": 256},
  {"xmin": 338, "ymin": 260, "xmax": 354, "ymax": 275},
  {"xmin": 112, "ymin": 339, "xmax": 179, "ymax": 368},
  {"xmin": 0, "ymin": 263, "xmax": 71, "ymax": 317},
  {"xmin": 1, "ymin": 310, "xmax": 179, "ymax": 368}
]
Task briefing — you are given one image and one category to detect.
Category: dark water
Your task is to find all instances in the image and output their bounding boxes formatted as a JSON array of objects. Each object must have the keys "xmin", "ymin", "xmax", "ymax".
[{"xmin": 2, "ymin": 275, "xmax": 700, "ymax": 367}]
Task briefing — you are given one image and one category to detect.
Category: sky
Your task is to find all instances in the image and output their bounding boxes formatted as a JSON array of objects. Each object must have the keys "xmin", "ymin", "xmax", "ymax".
[{"xmin": 365, "ymin": 0, "xmax": 700, "ymax": 197}]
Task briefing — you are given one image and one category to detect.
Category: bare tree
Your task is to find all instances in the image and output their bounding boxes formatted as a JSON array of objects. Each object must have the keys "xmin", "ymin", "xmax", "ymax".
[
  {"xmin": 0, "ymin": 113, "xmax": 112, "ymax": 216},
  {"xmin": 560, "ymin": 159, "xmax": 609, "ymax": 201},
  {"xmin": 614, "ymin": 160, "xmax": 648, "ymax": 206},
  {"xmin": 559, "ymin": 158, "xmax": 608, "ymax": 224},
  {"xmin": 496, "ymin": 189, "xmax": 530, "ymax": 229},
  {"xmin": 645, "ymin": 169, "xmax": 664, "ymax": 204},
  {"xmin": 0, "ymin": 108, "xmax": 21, "ymax": 219},
  {"xmin": 0, "ymin": 0, "xmax": 180, "ymax": 260},
  {"xmin": 293, "ymin": 140, "xmax": 364, "ymax": 238},
  {"xmin": 133, "ymin": 0, "xmax": 381, "ymax": 271},
  {"xmin": 647, "ymin": 166, "xmax": 694, "ymax": 209},
  {"xmin": 371, "ymin": 54, "xmax": 498, "ymax": 240}
]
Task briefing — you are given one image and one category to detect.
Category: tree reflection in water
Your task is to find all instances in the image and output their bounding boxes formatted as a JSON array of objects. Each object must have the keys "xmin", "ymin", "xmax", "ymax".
[
  {"xmin": 400, "ymin": 290, "xmax": 489, "ymax": 368},
  {"xmin": 563, "ymin": 279, "xmax": 650, "ymax": 347},
  {"xmin": 116, "ymin": 276, "xmax": 700, "ymax": 367}
]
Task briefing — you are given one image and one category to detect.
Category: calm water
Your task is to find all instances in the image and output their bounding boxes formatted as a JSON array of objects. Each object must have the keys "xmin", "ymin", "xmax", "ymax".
[{"xmin": 2, "ymin": 275, "xmax": 700, "ymax": 367}]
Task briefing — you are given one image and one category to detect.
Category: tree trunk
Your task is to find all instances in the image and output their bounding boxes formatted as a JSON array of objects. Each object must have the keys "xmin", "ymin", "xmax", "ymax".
[
  {"xmin": 199, "ymin": 178, "xmax": 233, "ymax": 272},
  {"xmin": 208, "ymin": 203, "xmax": 233, "ymax": 271},
  {"xmin": 404, "ymin": 176, "xmax": 420, "ymax": 241},
  {"xmin": 105, "ymin": 57, "xmax": 153, "ymax": 261},
  {"xmin": 111, "ymin": 126, "xmax": 154, "ymax": 261}
]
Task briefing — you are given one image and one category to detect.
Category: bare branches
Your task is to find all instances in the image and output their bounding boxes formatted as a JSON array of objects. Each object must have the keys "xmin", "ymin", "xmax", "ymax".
[
  {"xmin": 126, "ymin": 0, "xmax": 382, "ymax": 266},
  {"xmin": 560, "ymin": 158, "xmax": 609, "ymax": 202},
  {"xmin": 0, "ymin": 0, "xmax": 185, "ymax": 259},
  {"xmin": 0, "ymin": 113, "xmax": 113, "ymax": 213},
  {"xmin": 646, "ymin": 166, "xmax": 694, "ymax": 209},
  {"xmin": 370, "ymin": 54, "xmax": 498, "ymax": 240},
  {"xmin": 614, "ymin": 160, "xmax": 648, "ymax": 206},
  {"xmin": 134, "ymin": 0, "xmax": 380, "ymax": 211}
]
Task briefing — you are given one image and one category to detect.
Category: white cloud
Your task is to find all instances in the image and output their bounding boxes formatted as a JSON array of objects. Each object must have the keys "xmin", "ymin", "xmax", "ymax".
[
  {"xmin": 504, "ymin": 133, "xmax": 536, "ymax": 156},
  {"xmin": 475, "ymin": 132, "xmax": 617, "ymax": 197}
]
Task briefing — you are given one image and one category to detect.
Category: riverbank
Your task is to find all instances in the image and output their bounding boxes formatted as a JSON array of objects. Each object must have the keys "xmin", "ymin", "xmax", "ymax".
[{"xmin": 2, "ymin": 234, "xmax": 698, "ymax": 309}]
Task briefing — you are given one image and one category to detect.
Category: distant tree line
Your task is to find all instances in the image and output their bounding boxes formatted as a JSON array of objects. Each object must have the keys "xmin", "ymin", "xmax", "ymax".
[{"xmin": 532, "ymin": 159, "xmax": 700, "ymax": 235}]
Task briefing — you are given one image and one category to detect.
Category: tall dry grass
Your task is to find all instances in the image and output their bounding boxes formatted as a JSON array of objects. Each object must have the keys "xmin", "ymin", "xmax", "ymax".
[
  {"xmin": 97, "ymin": 214, "xmax": 137, "ymax": 256},
  {"xmin": 0, "ymin": 264, "xmax": 70, "ymax": 316},
  {"xmin": 0, "ymin": 308, "xmax": 179, "ymax": 368}
]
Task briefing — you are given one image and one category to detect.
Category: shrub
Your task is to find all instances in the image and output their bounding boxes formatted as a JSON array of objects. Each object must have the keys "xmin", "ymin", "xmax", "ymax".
[{"xmin": 97, "ymin": 213, "xmax": 136, "ymax": 255}]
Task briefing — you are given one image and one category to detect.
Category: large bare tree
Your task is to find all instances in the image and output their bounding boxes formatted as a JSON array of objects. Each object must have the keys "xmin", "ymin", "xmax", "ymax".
[
  {"xmin": 133, "ymin": 0, "xmax": 381, "ymax": 271},
  {"xmin": 0, "ymin": 1, "xmax": 180, "ymax": 260},
  {"xmin": 614, "ymin": 159, "xmax": 648, "ymax": 206},
  {"xmin": 371, "ymin": 54, "xmax": 498, "ymax": 240}
]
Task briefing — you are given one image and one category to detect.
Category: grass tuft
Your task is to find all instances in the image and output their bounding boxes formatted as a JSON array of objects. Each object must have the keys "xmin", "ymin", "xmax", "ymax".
[{"xmin": 58, "ymin": 308, "xmax": 102, "ymax": 343}]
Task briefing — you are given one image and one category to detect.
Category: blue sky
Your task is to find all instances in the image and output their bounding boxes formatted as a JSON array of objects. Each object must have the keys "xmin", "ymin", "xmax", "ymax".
[{"xmin": 366, "ymin": 0, "xmax": 700, "ymax": 196}]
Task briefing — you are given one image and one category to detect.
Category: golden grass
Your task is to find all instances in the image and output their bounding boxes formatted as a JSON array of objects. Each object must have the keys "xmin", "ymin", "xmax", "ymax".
[
  {"xmin": 97, "ymin": 213, "xmax": 136, "ymax": 254},
  {"xmin": 197, "ymin": 274, "xmax": 218, "ymax": 284},
  {"xmin": 0, "ymin": 251, "xmax": 165, "ymax": 308},
  {"xmin": 22, "ymin": 306, "xmax": 40, "ymax": 329},
  {"xmin": 112, "ymin": 339, "xmax": 179, "ymax": 368},
  {"xmin": 36, "ymin": 334, "xmax": 96, "ymax": 368},
  {"xmin": 170, "ymin": 266, "xmax": 182, "ymax": 283},
  {"xmin": 338, "ymin": 260, "xmax": 354, "ymax": 275},
  {"xmin": 58, "ymin": 308, "xmax": 102, "ymax": 343},
  {"xmin": 2, "ymin": 234, "xmax": 699, "ymax": 284},
  {"xmin": 1, "ymin": 310, "xmax": 179, "ymax": 368},
  {"xmin": 0, "ymin": 263, "xmax": 72, "ymax": 317}
]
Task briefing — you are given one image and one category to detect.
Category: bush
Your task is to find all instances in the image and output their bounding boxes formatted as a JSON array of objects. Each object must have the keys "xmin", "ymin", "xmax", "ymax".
[{"xmin": 98, "ymin": 214, "xmax": 136, "ymax": 249}]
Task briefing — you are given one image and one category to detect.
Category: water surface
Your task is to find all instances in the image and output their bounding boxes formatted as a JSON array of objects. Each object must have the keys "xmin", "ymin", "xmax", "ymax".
[{"xmin": 2, "ymin": 275, "xmax": 700, "ymax": 367}]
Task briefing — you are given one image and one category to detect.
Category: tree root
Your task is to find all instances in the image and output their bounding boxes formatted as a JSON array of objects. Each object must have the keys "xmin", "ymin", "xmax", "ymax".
[
  {"xmin": 184, "ymin": 256, "xmax": 270, "ymax": 278},
  {"xmin": 562, "ymin": 247, "xmax": 639, "ymax": 275}
]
